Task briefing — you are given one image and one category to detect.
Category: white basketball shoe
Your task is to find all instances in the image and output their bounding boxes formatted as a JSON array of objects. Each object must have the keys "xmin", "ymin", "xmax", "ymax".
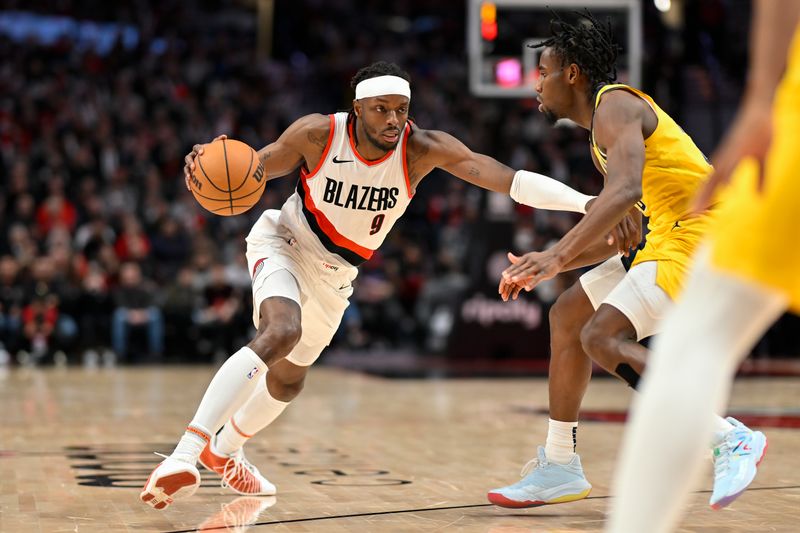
[{"xmin": 140, "ymin": 456, "xmax": 201, "ymax": 510}]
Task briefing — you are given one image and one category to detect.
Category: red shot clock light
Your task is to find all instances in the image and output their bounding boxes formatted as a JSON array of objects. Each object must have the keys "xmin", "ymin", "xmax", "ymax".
[{"xmin": 480, "ymin": 2, "xmax": 497, "ymax": 41}]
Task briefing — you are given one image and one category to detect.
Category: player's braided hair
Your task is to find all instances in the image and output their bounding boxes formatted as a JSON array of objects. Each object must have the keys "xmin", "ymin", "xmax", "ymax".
[
  {"xmin": 350, "ymin": 61, "xmax": 411, "ymax": 90},
  {"xmin": 530, "ymin": 9, "xmax": 619, "ymax": 96}
]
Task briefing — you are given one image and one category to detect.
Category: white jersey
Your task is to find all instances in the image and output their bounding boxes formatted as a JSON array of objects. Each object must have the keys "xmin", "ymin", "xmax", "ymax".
[{"xmin": 279, "ymin": 112, "xmax": 414, "ymax": 266}]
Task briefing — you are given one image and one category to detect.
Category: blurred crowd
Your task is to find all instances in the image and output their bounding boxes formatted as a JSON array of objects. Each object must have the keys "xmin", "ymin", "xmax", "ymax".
[{"xmin": 3, "ymin": 0, "xmax": 793, "ymax": 366}]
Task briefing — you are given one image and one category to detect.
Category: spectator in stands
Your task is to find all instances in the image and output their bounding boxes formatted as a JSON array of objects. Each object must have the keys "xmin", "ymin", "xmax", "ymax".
[
  {"xmin": 161, "ymin": 267, "xmax": 200, "ymax": 358},
  {"xmin": 21, "ymin": 294, "xmax": 58, "ymax": 362},
  {"xmin": 76, "ymin": 267, "xmax": 114, "ymax": 366},
  {"xmin": 114, "ymin": 215, "xmax": 151, "ymax": 264},
  {"xmin": 5, "ymin": 224, "xmax": 37, "ymax": 271},
  {"xmin": 74, "ymin": 215, "xmax": 116, "ymax": 263},
  {"xmin": 111, "ymin": 262, "xmax": 164, "ymax": 363},
  {"xmin": 192, "ymin": 264, "xmax": 243, "ymax": 361},
  {"xmin": 0, "ymin": 255, "xmax": 24, "ymax": 358},
  {"xmin": 150, "ymin": 216, "xmax": 191, "ymax": 282},
  {"xmin": 21, "ymin": 256, "xmax": 79, "ymax": 363},
  {"xmin": 36, "ymin": 174, "xmax": 77, "ymax": 237},
  {"xmin": 11, "ymin": 194, "xmax": 36, "ymax": 234}
]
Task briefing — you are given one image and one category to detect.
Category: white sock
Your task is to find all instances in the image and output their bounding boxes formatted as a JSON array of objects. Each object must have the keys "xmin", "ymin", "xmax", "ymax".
[
  {"xmin": 171, "ymin": 425, "xmax": 210, "ymax": 464},
  {"xmin": 215, "ymin": 371, "xmax": 289, "ymax": 455},
  {"xmin": 545, "ymin": 418, "xmax": 578, "ymax": 464},
  {"xmin": 606, "ymin": 254, "xmax": 786, "ymax": 533},
  {"xmin": 171, "ymin": 347, "xmax": 266, "ymax": 464}
]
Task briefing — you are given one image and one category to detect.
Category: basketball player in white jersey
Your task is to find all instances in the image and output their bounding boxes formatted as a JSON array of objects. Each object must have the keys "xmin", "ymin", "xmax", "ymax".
[{"xmin": 140, "ymin": 61, "xmax": 640, "ymax": 509}]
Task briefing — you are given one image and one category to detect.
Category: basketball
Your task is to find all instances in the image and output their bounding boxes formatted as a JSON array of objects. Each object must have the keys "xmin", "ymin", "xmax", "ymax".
[{"xmin": 190, "ymin": 138, "xmax": 266, "ymax": 216}]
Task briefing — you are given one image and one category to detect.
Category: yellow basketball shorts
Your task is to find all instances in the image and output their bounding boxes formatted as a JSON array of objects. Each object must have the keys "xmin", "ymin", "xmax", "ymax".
[{"xmin": 710, "ymin": 110, "xmax": 800, "ymax": 312}]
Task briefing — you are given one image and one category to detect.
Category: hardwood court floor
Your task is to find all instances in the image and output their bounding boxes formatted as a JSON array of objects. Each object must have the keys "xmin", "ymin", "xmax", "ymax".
[{"xmin": 1, "ymin": 366, "xmax": 799, "ymax": 532}]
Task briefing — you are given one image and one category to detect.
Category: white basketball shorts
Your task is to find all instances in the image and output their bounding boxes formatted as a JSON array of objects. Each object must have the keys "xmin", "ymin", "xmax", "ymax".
[
  {"xmin": 245, "ymin": 210, "xmax": 356, "ymax": 366},
  {"xmin": 579, "ymin": 255, "xmax": 672, "ymax": 340}
]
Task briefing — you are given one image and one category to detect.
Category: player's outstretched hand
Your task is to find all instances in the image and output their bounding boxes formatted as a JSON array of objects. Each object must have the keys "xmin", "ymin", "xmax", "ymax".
[
  {"xmin": 606, "ymin": 206, "xmax": 642, "ymax": 256},
  {"xmin": 183, "ymin": 134, "xmax": 228, "ymax": 191},
  {"xmin": 693, "ymin": 98, "xmax": 773, "ymax": 212},
  {"xmin": 498, "ymin": 277, "xmax": 527, "ymax": 301},
  {"xmin": 502, "ymin": 250, "xmax": 562, "ymax": 291}
]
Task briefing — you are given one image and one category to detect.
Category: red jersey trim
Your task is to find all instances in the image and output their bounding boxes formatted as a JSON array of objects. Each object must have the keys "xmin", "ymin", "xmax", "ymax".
[
  {"xmin": 348, "ymin": 121, "xmax": 395, "ymax": 166},
  {"xmin": 302, "ymin": 114, "xmax": 336, "ymax": 180},
  {"xmin": 298, "ymin": 174, "xmax": 374, "ymax": 260},
  {"xmin": 401, "ymin": 121, "xmax": 413, "ymax": 198}
]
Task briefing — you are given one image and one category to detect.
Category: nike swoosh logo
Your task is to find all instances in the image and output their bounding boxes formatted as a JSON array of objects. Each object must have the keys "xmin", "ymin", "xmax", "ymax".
[{"xmin": 332, "ymin": 156, "xmax": 354, "ymax": 164}]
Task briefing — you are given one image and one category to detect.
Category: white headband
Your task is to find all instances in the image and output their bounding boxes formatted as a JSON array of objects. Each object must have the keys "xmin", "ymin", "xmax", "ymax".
[{"xmin": 355, "ymin": 75, "xmax": 411, "ymax": 100}]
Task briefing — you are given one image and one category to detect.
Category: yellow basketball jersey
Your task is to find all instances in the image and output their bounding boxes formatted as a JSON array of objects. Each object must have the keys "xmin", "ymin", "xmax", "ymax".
[
  {"xmin": 710, "ymin": 25, "xmax": 800, "ymax": 312},
  {"xmin": 589, "ymin": 84, "xmax": 714, "ymax": 299}
]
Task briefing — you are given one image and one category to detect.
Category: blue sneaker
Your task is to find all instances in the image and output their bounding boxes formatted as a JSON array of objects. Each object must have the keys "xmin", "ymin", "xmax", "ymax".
[
  {"xmin": 487, "ymin": 446, "xmax": 592, "ymax": 508},
  {"xmin": 710, "ymin": 417, "xmax": 768, "ymax": 510}
]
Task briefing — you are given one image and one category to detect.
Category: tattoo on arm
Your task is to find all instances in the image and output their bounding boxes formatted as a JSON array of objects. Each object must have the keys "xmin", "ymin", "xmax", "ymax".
[
  {"xmin": 307, "ymin": 130, "xmax": 328, "ymax": 148},
  {"xmin": 468, "ymin": 166, "xmax": 480, "ymax": 177},
  {"xmin": 259, "ymin": 151, "xmax": 272, "ymax": 164}
]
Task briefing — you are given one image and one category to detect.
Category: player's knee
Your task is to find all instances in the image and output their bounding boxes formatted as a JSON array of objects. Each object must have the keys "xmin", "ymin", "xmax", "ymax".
[
  {"xmin": 250, "ymin": 321, "xmax": 302, "ymax": 363},
  {"xmin": 268, "ymin": 321, "xmax": 302, "ymax": 353},
  {"xmin": 550, "ymin": 286, "xmax": 585, "ymax": 335},
  {"xmin": 579, "ymin": 318, "xmax": 606, "ymax": 361},
  {"xmin": 550, "ymin": 291, "xmax": 572, "ymax": 331},
  {"xmin": 549, "ymin": 295, "xmax": 567, "ymax": 331}
]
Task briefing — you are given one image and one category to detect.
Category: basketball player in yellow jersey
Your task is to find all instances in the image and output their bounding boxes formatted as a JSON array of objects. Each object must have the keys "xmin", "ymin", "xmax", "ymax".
[
  {"xmin": 608, "ymin": 1, "xmax": 800, "ymax": 530},
  {"xmin": 488, "ymin": 11, "xmax": 763, "ymax": 509}
]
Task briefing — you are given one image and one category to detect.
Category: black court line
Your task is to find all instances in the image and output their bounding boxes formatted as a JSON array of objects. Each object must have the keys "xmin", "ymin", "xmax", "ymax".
[{"xmin": 163, "ymin": 485, "xmax": 800, "ymax": 533}]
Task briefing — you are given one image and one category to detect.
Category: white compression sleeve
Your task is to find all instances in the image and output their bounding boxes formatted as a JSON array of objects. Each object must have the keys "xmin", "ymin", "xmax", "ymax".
[{"xmin": 510, "ymin": 170, "xmax": 595, "ymax": 213}]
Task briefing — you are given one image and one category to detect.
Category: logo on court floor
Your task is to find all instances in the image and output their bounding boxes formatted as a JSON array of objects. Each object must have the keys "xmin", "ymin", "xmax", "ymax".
[{"xmin": 60, "ymin": 443, "xmax": 412, "ymax": 489}]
